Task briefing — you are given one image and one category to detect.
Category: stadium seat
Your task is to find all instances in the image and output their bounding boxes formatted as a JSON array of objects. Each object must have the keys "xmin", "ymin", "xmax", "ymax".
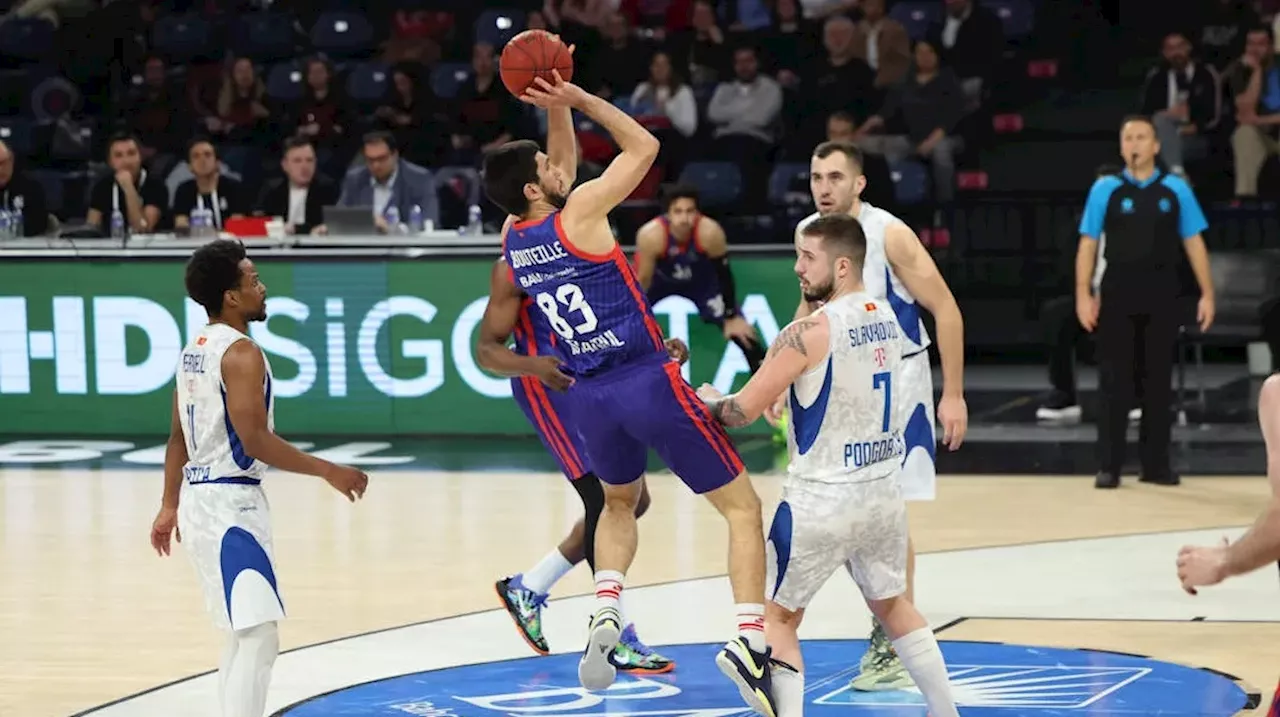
[
  {"xmin": 981, "ymin": 0, "xmax": 1035, "ymax": 40},
  {"xmin": 767, "ymin": 162, "xmax": 809, "ymax": 205},
  {"xmin": 0, "ymin": 18, "xmax": 54, "ymax": 63},
  {"xmin": 151, "ymin": 15, "xmax": 212, "ymax": 63},
  {"xmin": 345, "ymin": 62, "xmax": 390, "ymax": 105},
  {"xmin": 229, "ymin": 13, "xmax": 297, "ymax": 63},
  {"xmin": 889, "ymin": 2, "xmax": 943, "ymax": 41},
  {"xmin": 888, "ymin": 159, "xmax": 929, "ymax": 205},
  {"xmin": 266, "ymin": 62, "xmax": 306, "ymax": 103},
  {"xmin": 475, "ymin": 8, "xmax": 526, "ymax": 48},
  {"xmin": 678, "ymin": 162, "xmax": 742, "ymax": 208},
  {"xmin": 430, "ymin": 63, "xmax": 471, "ymax": 99},
  {"xmin": 311, "ymin": 12, "xmax": 375, "ymax": 58}
]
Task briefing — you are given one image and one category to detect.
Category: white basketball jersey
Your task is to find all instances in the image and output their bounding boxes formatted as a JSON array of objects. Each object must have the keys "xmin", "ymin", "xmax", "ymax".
[
  {"xmin": 786, "ymin": 292, "xmax": 906, "ymax": 484},
  {"xmin": 796, "ymin": 204, "xmax": 932, "ymax": 354},
  {"xmin": 175, "ymin": 323, "xmax": 275, "ymax": 486}
]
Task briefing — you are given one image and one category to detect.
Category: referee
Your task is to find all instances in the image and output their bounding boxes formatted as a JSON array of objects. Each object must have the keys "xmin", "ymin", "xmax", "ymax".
[{"xmin": 1075, "ymin": 115, "xmax": 1215, "ymax": 490}]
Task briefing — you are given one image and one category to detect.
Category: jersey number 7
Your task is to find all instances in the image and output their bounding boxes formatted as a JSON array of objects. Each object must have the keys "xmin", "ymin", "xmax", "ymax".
[
  {"xmin": 536, "ymin": 283, "xmax": 599, "ymax": 340},
  {"xmin": 872, "ymin": 371, "xmax": 891, "ymax": 433}
]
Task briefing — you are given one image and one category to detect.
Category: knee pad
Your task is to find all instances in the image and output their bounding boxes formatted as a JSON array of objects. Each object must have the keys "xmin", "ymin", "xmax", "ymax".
[{"xmin": 571, "ymin": 474, "xmax": 605, "ymax": 521}]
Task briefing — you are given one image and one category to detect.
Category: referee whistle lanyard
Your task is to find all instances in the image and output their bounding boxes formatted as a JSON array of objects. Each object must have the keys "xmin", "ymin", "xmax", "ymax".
[
  {"xmin": 195, "ymin": 188, "xmax": 223, "ymax": 229},
  {"xmin": 111, "ymin": 169, "xmax": 148, "ymax": 214}
]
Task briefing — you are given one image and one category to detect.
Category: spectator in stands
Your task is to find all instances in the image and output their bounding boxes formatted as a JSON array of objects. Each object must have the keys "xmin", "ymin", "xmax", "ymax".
[
  {"xmin": 288, "ymin": 57, "xmax": 353, "ymax": 160},
  {"xmin": 619, "ymin": 0, "xmax": 693, "ymax": 37},
  {"xmin": 762, "ymin": 0, "xmax": 814, "ymax": 87},
  {"xmin": 632, "ymin": 50, "xmax": 699, "ymax": 175},
  {"xmin": 256, "ymin": 136, "xmax": 338, "ymax": 236},
  {"xmin": 545, "ymin": 0, "xmax": 612, "ymax": 35},
  {"xmin": 795, "ymin": 16, "xmax": 875, "ymax": 149},
  {"xmin": 0, "ymin": 140, "xmax": 49, "ymax": 237},
  {"xmin": 588, "ymin": 12, "xmax": 653, "ymax": 98},
  {"xmin": 117, "ymin": 55, "xmax": 193, "ymax": 170},
  {"xmin": 851, "ymin": 0, "xmax": 912, "ymax": 90},
  {"xmin": 1227, "ymin": 25, "xmax": 1280, "ymax": 197},
  {"xmin": 824, "ymin": 112, "xmax": 896, "ymax": 211},
  {"xmin": 927, "ymin": 0, "xmax": 1004, "ymax": 105},
  {"xmin": 1194, "ymin": 0, "xmax": 1262, "ymax": 71},
  {"xmin": 707, "ymin": 44, "xmax": 783, "ymax": 201},
  {"xmin": 450, "ymin": 42, "xmax": 529, "ymax": 167},
  {"xmin": 852, "ymin": 40, "xmax": 966, "ymax": 203},
  {"xmin": 338, "ymin": 132, "xmax": 439, "ymax": 232},
  {"xmin": 671, "ymin": 0, "xmax": 732, "ymax": 90},
  {"xmin": 206, "ymin": 57, "xmax": 273, "ymax": 148},
  {"xmin": 374, "ymin": 63, "xmax": 448, "ymax": 168},
  {"xmin": 1140, "ymin": 32, "xmax": 1222, "ymax": 177},
  {"xmin": 172, "ymin": 139, "xmax": 247, "ymax": 234},
  {"xmin": 86, "ymin": 133, "xmax": 169, "ymax": 235},
  {"xmin": 797, "ymin": 0, "xmax": 857, "ymax": 21},
  {"xmin": 719, "ymin": 0, "xmax": 772, "ymax": 33}
]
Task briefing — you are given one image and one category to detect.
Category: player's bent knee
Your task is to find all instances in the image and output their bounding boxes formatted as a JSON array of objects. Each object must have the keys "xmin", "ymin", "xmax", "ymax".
[
  {"xmin": 766, "ymin": 600, "xmax": 803, "ymax": 628},
  {"xmin": 602, "ymin": 480, "xmax": 642, "ymax": 511},
  {"xmin": 704, "ymin": 470, "xmax": 761, "ymax": 517}
]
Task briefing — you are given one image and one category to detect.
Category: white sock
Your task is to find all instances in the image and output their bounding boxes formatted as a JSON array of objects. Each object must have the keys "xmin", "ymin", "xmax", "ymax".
[
  {"xmin": 736, "ymin": 603, "xmax": 766, "ymax": 652},
  {"xmin": 618, "ymin": 587, "xmax": 635, "ymax": 631},
  {"xmin": 522, "ymin": 549, "xmax": 574, "ymax": 595},
  {"xmin": 772, "ymin": 661, "xmax": 805, "ymax": 717},
  {"xmin": 222, "ymin": 622, "xmax": 280, "ymax": 717},
  {"xmin": 891, "ymin": 628, "xmax": 958, "ymax": 717},
  {"xmin": 594, "ymin": 570, "xmax": 624, "ymax": 613}
]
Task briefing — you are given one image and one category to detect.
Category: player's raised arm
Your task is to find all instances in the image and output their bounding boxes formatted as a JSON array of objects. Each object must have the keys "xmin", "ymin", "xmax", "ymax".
[
  {"xmin": 698, "ymin": 313, "xmax": 829, "ymax": 427},
  {"xmin": 150, "ymin": 390, "xmax": 187, "ymax": 556},
  {"xmin": 475, "ymin": 258, "xmax": 573, "ymax": 390},
  {"xmin": 633, "ymin": 219, "xmax": 666, "ymax": 291}
]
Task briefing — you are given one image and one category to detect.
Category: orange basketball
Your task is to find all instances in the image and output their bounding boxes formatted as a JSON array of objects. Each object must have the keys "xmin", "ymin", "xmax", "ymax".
[{"xmin": 499, "ymin": 29, "xmax": 574, "ymax": 97}]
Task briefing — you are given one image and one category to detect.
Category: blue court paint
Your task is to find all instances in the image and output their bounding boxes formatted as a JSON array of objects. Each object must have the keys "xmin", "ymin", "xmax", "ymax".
[{"xmin": 274, "ymin": 639, "xmax": 1250, "ymax": 717}]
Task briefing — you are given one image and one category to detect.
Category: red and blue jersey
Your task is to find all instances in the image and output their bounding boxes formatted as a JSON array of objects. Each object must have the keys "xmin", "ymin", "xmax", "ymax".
[
  {"xmin": 651, "ymin": 216, "xmax": 718, "ymax": 291},
  {"xmin": 503, "ymin": 212, "xmax": 666, "ymax": 377}
]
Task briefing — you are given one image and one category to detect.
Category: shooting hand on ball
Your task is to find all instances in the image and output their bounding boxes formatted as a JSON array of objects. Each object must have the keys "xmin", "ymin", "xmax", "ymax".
[{"xmin": 521, "ymin": 71, "xmax": 586, "ymax": 110}]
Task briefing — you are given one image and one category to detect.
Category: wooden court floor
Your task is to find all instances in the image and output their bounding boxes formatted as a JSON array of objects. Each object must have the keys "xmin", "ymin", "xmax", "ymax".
[{"xmin": 1, "ymin": 467, "xmax": 1276, "ymax": 716}]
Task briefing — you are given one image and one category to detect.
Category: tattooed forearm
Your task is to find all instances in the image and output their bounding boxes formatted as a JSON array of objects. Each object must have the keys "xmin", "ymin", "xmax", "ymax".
[
  {"xmin": 708, "ymin": 396, "xmax": 753, "ymax": 428},
  {"xmin": 766, "ymin": 318, "xmax": 819, "ymax": 359}
]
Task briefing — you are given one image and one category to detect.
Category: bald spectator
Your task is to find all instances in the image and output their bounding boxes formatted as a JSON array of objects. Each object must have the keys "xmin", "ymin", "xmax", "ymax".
[
  {"xmin": 0, "ymin": 140, "xmax": 49, "ymax": 237},
  {"xmin": 86, "ymin": 133, "xmax": 169, "ymax": 235},
  {"xmin": 851, "ymin": 0, "xmax": 912, "ymax": 89}
]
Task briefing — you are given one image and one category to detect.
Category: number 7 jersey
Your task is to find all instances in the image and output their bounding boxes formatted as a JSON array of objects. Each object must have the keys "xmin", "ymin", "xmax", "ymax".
[{"xmin": 503, "ymin": 212, "xmax": 668, "ymax": 377}]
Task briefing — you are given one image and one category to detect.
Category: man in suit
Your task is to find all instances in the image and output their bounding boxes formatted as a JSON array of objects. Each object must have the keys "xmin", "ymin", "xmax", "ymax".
[
  {"xmin": 255, "ymin": 136, "xmax": 339, "ymax": 236},
  {"xmin": 337, "ymin": 131, "xmax": 439, "ymax": 232}
]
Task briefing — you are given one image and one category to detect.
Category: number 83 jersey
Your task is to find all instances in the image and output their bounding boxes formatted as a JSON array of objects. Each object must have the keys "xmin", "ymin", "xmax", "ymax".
[{"xmin": 503, "ymin": 212, "xmax": 668, "ymax": 377}]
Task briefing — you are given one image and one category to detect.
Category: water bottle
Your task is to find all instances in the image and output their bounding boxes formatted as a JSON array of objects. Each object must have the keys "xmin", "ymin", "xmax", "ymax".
[
  {"xmin": 202, "ymin": 207, "xmax": 216, "ymax": 236},
  {"xmin": 190, "ymin": 207, "xmax": 205, "ymax": 237},
  {"xmin": 408, "ymin": 204, "xmax": 424, "ymax": 234},
  {"xmin": 111, "ymin": 209, "xmax": 126, "ymax": 240},
  {"xmin": 466, "ymin": 204, "xmax": 483, "ymax": 236},
  {"xmin": 385, "ymin": 205, "xmax": 401, "ymax": 234},
  {"xmin": 10, "ymin": 197, "xmax": 23, "ymax": 238},
  {"xmin": 0, "ymin": 210, "xmax": 10, "ymax": 240}
]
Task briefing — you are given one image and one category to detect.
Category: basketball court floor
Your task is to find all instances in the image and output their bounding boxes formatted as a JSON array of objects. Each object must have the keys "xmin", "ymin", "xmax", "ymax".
[{"xmin": 3, "ymin": 365, "xmax": 1278, "ymax": 717}]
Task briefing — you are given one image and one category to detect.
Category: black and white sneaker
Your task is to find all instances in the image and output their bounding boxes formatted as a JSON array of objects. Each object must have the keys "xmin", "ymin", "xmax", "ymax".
[
  {"xmin": 1036, "ymin": 391, "xmax": 1082, "ymax": 422},
  {"xmin": 578, "ymin": 607, "xmax": 622, "ymax": 691},
  {"xmin": 715, "ymin": 636, "xmax": 777, "ymax": 717}
]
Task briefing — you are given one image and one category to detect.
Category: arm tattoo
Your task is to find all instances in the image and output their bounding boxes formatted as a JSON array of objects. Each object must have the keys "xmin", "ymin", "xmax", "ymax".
[
  {"xmin": 766, "ymin": 318, "xmax": 818, "ymax": 360},
  {"xmin": 709, "ymin": 396, "xmax": 752, "ymax": 428}
]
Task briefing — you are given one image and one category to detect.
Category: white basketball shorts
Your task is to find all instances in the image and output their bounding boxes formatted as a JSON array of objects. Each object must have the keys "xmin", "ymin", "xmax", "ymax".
[
  {"xmin": 766, "ymin": 475, "xmax": 909, "ymax": 611},
  {"xmin": 899, "ymin": 349, "xmax": 937, "ymax": 502},
  {"xmin": 178, "ymin": 482, "xmax": 285, "ymax": 632}
]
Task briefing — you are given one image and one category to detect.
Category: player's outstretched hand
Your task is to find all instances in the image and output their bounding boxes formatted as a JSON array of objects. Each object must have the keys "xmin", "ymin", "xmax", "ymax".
[
  {"xmin": 324, "ymin": 464, "xmax": 369, "ymax": 502},
  {"xmin": 1176, "ymin": 538, "xmax": 1230, "ymax": 595},
  {"xmin": 150, "ymin": 506, "xmax": 181, "ymax": 557},
  {"xmin": 520, "ymin": 71, "xmax": 587, "ymax": 110},
  {"xmin": 531, "ymin": 355, "xmax": 574, "ymax": 391},
  {"xmin": 664, "ymin": 338, "xmax": 689, "ymax": 364}
]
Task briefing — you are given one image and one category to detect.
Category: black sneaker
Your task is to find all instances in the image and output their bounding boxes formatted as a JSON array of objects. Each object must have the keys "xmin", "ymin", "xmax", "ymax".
[
  {"xmin": 1139, "ymin": 471, "xmax": 1180, "ymax": 486},
  {"xmin": 1095, "ymin": 471, "xmax": 1120, "ymax": 489},
  {"xmin": 715, "ymin": 637, "xmax": 777, "ymax": 717}
]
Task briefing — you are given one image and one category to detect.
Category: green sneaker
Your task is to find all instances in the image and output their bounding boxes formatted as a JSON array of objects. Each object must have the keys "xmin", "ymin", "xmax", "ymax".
[
  {"xmin": 609, "ymin": 625, "xmax": 676, "ymax": 674},
  {"xmin": 494, "ymin": 575, "xmax": 549, "ymax": 655},
  {"xmin": 851, "ymin": 620, "xmax": 915, "ymax": 692}
]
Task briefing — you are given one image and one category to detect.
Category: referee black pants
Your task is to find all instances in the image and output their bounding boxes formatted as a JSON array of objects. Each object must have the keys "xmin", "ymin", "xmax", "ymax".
[{"xmin": 1096, "ymin": 298, "xmax": 1179, "ymax": 478}]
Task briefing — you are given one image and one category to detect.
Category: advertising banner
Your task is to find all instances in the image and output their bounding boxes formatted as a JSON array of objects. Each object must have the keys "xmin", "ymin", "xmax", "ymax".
[{"xmin": 0, "ymin": 256, "xmax": 798, "ymax": 435}]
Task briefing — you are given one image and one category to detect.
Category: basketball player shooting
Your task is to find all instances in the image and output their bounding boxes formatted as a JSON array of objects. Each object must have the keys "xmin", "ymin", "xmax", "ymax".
[
  {"xmin": 771, "ymin": 141, "xmax": 968, "ymax": 691},
  {"xmin": 149, "ymin": 239, "xmax": 368, "ymax": 717},
  {"xmin": 696, "ymin": 213, "xmax": 960, "ymax": 717},
  {"xmin": 633, "ymin": 183, "xmax": 767, "ymax": 373},
  {"xmin": 482, "ymin": 63, "xmax": 778, "ymax": 716}
]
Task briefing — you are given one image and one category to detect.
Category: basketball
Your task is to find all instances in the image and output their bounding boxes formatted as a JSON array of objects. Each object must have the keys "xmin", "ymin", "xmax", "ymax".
[{"xmin": 499, "ymin": 29, "xmax": 574, "ymax": 97}]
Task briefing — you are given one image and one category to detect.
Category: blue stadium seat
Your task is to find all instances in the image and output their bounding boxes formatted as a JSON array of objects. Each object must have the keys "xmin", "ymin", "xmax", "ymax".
[
  {"xmin": 980, "ymin": 0, "xmax": 1035, "ymax": 40},
  {"xmin": 888, "ymin": 159, "xmax": 930, "ymax": 206},
  {"xmin": 346, "ymin": 62, "xmax": 390, "ymax": 104},
  {"xmin": 311, "ymin": 11, "xmax": 375, "ymax": 58},
  {"xmin": 266, "ymin": 62, "xmax": 306, "ymax": 103},
  {"xmin": 0, "ymin": 18, "xmax": 54, "ymax": 62},
  {"xmin": 431, "ymin": 63, "xmax": 471, "ymax": 99},
  {"xmin": 230, "ymin": 13, "xmax": 297, "ymax": 63},
  {"xmin": 150, "ymin": 15, "xmax": 212, "ymax": 62},
  {"xmin": 767, "ymin": 162, "xmax": 809, "ymax": 205},
  {"xmin": 679, "ymin": 162, "xmax": 742, "ymax": 208},
  {"xmin": 0, "ymin": 118, "xmax": 34, "ymax": 157},
  {"xmin": 889, "ymin": 2, "xmax": 943, "ymax": 41},
  {"xmin": 475, "ymin": 8, "xmax": 526, "ymax": 48}
]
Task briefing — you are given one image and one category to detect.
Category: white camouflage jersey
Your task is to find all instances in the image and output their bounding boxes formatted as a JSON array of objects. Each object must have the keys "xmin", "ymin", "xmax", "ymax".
[
  {"xmin": 796, "ymin": 203, "xmax": 932, "ymax": 355},
  {"xmin": 176, "ymin": 323, "xmax": 275, "ymax": 486},
  {"xmin": 787, "ymin": 292, "xmax": 906, "ymax": 484}
]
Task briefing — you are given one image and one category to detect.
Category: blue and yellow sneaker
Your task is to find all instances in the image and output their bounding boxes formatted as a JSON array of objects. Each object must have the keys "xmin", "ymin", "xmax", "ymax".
[
  {"xmin": 494, "ymin": 575, "xmax": 550, "ymax": 655},
  {"xmin": 610, "ymin": 624, "xmax": 676, "ymax": 674},
  {"xmin": 715, "ymin": 636, "xmax": 778, "ymax": 717}
]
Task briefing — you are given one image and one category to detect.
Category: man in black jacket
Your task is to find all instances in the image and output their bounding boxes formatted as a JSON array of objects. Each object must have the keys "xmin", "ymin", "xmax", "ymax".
[
  {"xmin": 0, "ymin": 140, "xmax": 48, "ymax": 237},
  {"xmin": 1140, "ymin": 32, "xmax": 1222, "ymax": 176},
  {"xmin": 254, "ymin": 136, "xmax": 338, "ymax": 236}
]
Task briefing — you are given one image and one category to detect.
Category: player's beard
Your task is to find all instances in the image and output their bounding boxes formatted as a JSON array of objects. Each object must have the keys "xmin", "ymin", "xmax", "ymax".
[
  {"xmin": 248, "ymin": 304, "xmax": 268, "ymax": 322},
  {"xmin": 545, "ymin": 188, "xmax": 568, "ymax": 209},
  {"xmin": 802, "ymin": 278, "xmax": 835, "ymax": 305}
]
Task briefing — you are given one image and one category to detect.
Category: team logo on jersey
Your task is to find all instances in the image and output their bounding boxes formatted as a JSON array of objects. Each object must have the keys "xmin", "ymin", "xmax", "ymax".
[
  {"xmin": 874, "ymin": 347, "xmax": 887, "ymax": 368},
  {"xmin": 196, "ymin": 336, "xmax": 206, "ymax": 346},
  {"xmin": 272, "ymin": 639, "xmax": 1252, "ymax": 717}
]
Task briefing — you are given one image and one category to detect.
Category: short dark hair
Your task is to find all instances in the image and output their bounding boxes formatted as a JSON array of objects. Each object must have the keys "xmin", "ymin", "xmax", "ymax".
[
  {"xmin": 107, "ymin": 132, "xmax": 139, "ymax": 155},
  {"xmin": 660, "ymin": 183, "xmax": 699, "ymax": 210},
  {"xmin": 362, "ymin": 130, "xmax": 398, "ymax": 153},
  {"xmin": 813, "ymin": 140, "xmax": 865, "ymax": 175},
  {"xmin": 800, "ymin": 214, "xmax": 867, "ymax": 269},
  {"xmin": 482, "ymin": 140, "xmax": 541, "ymax": 217},
  {"xmin": 1120, "ymin": 114, "xmax": 1156, "ymax": 132},
  {"xmin": 185, "ymin": 239, "xmax": 247, "ymax": 315},
  {"xmin": 187, "ymin": 136, "xmax": 217, "ymax": 159},
  {"xmin": 282, "ymin": 135, "xmax": 314, "ymax": 156}
]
